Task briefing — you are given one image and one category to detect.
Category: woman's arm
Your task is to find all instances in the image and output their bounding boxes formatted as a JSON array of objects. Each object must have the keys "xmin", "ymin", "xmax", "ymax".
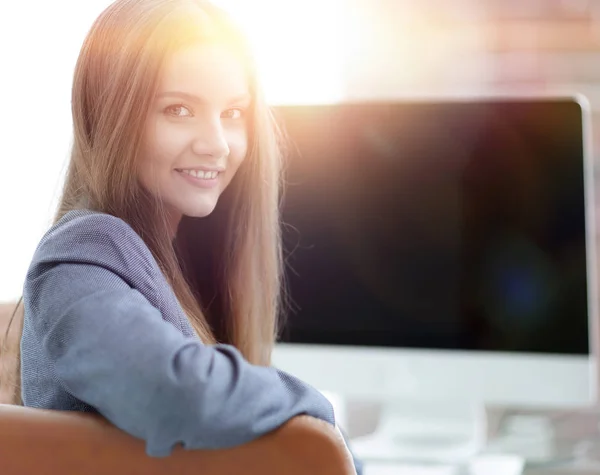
[
  {"xmin": 25, "ymin": 261, "xmax": 335, "ymax": 457},
  {"xmin": 22, "ymin": 213, "xmax": 336, "ymax": 458}
]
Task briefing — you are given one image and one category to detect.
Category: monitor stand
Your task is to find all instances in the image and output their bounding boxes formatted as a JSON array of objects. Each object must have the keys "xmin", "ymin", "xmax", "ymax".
[{"xmin": 350, "ymin": 398, "xmax": 487, "ymax": 464}]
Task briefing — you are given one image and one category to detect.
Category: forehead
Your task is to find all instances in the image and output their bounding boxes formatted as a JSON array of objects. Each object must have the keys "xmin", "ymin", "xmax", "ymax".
[{"xmin": 158, "ymin": 43, "xmax": 249, "ymax": 100}]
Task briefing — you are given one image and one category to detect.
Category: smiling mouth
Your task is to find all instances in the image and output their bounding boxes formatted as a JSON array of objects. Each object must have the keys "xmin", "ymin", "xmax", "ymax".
[{"xmin": 175, "ymin": 168, "xmax": 220, "ymax": 180}]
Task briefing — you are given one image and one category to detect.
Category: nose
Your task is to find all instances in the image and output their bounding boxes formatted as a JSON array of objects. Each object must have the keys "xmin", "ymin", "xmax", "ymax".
[{"xmin": 191, "ymin": 116, "xmax": 230, "ymax": 159}]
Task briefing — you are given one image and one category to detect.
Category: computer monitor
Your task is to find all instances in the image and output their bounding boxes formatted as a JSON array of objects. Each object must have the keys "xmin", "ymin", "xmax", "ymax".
[{"xmin": 271, "ymin": 95, "xmax": 597, "ymax": 462}]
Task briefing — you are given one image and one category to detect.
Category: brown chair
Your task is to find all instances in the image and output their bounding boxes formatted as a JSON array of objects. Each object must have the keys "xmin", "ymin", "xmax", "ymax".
[
  {"xmin": 0, "ymin": 406, "xmax": 355, "ymax": 474},
  {"xmin": 0, "ymin": 304, "xmax": 355, "ymax": 474}
]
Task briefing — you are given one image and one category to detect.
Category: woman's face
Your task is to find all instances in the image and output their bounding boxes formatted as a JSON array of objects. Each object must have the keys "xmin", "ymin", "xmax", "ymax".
[{"xmin": 139, "ymin": 43, "xmax": 250, "ymax": 227}]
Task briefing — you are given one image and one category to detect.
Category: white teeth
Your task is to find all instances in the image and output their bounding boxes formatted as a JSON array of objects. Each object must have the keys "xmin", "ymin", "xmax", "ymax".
[{"xmin": 181, "ymin": 169, "xmax": 218, "ymax": 179}]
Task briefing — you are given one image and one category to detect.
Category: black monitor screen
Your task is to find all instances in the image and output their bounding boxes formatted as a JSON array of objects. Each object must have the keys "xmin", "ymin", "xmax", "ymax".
[{"xmin": 275, "ymin": 99, "xmax": 590, "ymax": 355}]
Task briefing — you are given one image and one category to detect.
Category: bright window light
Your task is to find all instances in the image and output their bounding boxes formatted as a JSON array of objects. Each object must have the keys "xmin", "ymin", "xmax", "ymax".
[
  {"xmin": 215, "ymin": 0, "xmax": 346, "ymax": 104},
  {"xmin": 0, "ymin": 1, "xmax": 113, "ymax": 301}
]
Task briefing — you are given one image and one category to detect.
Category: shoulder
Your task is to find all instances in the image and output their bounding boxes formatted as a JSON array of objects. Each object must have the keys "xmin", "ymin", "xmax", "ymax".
[
  {"xmin": 46, "ymin": 208, "xmax": 134, "ymax": 237},
  {"xmin": 29, "ymin": 209, "xmax": 159, "ymax": 286},
  {"xmin": 39, "ymin": 209, "xmax": 146, "ymax": 259}
]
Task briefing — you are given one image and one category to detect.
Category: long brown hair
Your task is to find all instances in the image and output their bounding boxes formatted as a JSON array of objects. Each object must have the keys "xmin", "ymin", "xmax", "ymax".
[{"xmin": 1, "ymin": 0, "xmax": 285, "ymax": 404}]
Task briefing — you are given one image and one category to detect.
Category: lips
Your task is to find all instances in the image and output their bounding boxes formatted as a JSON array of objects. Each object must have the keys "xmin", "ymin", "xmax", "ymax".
[
  {"xmin": 177, "ymin": 168, "xmax": 220, "ymax": 180},
  {"xmin": 175, "ymin": 168, "xmax": 222, "ymax": 189}
]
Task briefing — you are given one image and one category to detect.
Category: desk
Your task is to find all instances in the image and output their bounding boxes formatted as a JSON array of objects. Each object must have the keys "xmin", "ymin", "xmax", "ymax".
[
  {"xmin": 363, "ymin": 461, "xmax": 600, "ymax": 475},
  {"xmin": 364, "ymin": 462, "xmax": 458, "ymax": 474},
  {"xmin": 348, "ymin": 404, "xmax": 600, "ymax": 475},
  {"xmin": 364, "ymin": 463, "xmax": 600, "ymax": 475}
]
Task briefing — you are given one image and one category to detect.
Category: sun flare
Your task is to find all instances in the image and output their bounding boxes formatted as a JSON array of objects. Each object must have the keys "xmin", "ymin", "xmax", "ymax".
[{"xmin": 214, "ymin": 0, "xmax": 347, "ymax": 104}]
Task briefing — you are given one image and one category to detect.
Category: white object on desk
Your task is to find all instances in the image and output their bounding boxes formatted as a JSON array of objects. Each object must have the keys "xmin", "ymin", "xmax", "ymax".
[
  {"xmin": 351, "ymin": 399, "xmax": 487, "ymax": 464},
  {"xmin": 486, "ymin": 414, "xmax": 555, "ymax": 463},
  {"xmin": 468, "ymin": 454, "xmax": 524, "ymax": 475},
  {"xmin": 364, "ymin": 454, "xmax": 524, "ymax": 475},
  {"xmin": 365, "ymin": 462, "xmax": 459, "ymax": 475}
]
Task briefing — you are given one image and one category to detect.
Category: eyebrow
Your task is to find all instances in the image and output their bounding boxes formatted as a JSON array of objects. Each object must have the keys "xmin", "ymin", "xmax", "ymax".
[{"xmin": 157, "ymin": 91, "xmax": 252, "ymax": 105}]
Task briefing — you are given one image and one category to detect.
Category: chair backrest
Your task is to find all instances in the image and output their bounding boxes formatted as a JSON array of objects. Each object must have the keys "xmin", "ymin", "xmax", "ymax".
[
  {"xmin": 0, "ymin": 405, "xmax": 354, "ymax": 474},
  {"xmin": 0, "ymin": 303, "xmax": 355, "ymax": 474}
]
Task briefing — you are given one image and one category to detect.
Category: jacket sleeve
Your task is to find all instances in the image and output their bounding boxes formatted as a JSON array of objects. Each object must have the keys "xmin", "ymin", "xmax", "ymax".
[{"xmin": 23, "ymin": 213, "xmax": 335, "ymax": 457}]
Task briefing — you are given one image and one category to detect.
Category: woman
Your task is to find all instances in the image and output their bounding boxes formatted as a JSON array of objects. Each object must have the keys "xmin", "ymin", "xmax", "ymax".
[{"xmin": 1, "ymin": 0, "xmax": 361, "ymax": 471}]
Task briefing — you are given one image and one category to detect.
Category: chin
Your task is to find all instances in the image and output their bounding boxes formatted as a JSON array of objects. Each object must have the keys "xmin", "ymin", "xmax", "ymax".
[
  {"xmin": 179, "ymin": 201, "xmax": 219, "ymax": 219},
  {"xmin": 167, "ymin": 187, "xmax": 225, "ymax": 220}
]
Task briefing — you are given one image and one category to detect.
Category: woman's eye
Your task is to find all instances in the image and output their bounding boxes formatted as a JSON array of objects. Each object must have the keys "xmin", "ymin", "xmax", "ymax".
[
  {"xmin": 221, "ymin": 108, "xmax": 245, "ymax": 120},
  {"xmin": 164, "ymin": 104, "xmax": 193, "ymax": 117}
]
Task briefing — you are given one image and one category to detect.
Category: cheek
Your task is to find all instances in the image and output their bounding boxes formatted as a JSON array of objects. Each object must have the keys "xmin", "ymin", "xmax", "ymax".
[
  {"xmin": 227, "ymin": 128, "xmax": 249, "ymax": 169},
  {"xmin": 144, "ymin": 120, "xmax": 189, "ymax": 168},
  {"xmin": 138, "ymin": 122, "xmax": 181, "ymax": 192}
]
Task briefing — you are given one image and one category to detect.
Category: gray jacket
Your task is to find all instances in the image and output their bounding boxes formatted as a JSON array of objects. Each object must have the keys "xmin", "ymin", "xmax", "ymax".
[{"xmin": 21, "ymin": 209, "xmax": 359, "ymax": 468}]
